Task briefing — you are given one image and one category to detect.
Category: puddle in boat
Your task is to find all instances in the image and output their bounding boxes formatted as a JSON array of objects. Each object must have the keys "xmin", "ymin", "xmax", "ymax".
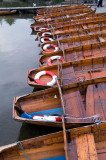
[{"xmin": 0, "ymin": 14, "xmax": 61, "ymax": 146}]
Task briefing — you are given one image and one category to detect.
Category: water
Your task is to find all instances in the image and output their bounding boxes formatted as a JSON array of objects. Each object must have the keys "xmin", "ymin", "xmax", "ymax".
[{"xmin": 0, "ymin": 14, "xmax": 61, "ymax": 146}]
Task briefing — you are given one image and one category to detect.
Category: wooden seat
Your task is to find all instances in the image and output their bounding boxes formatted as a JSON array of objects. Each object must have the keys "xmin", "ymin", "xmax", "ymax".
[
  {"xmin": 86, "ymin": 83, "xmax": 106, "ymax": 121},
  {"xmin": 68, "ymin": 133, "xmax": 98, "ymax": 160},
  {"xmin": 63, "ymin": 88, "xmax": 85, "ymax": 123}
]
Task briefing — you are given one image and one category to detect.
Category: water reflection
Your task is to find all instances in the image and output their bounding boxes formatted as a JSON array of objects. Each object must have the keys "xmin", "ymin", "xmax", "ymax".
[
  {"xmin": 18, "ymin": 123, "xmax": 62, "ymax": 141},
  {"xmin": 5, "ymin": 18, "xmax": 16, "ymax": 25},
  {"xmin": 0, "ymin": 14, "xmax": 42, "ymax": 146}
]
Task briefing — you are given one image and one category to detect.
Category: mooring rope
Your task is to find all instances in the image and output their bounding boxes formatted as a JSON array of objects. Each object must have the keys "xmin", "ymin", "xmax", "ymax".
[
  {"xmin": 64, "ymin": 114, "xmax": 101, "ymax": 119},
  {"xmin": 17, "ymin": 141, "xmax": 31, "ymax": 160}
]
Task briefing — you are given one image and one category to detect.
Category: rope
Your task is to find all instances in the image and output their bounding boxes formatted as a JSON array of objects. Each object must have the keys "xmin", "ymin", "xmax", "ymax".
[
  {"xmin": 17, "ymin": 141, "xmax": 31, "ymax": 160},
  {"xmin": 64, "ymin": 114, "xmax": 101, "ymax": 119}
]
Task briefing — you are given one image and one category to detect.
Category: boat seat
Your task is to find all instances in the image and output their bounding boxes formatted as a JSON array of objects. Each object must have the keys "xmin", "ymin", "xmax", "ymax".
[
  {"xmin": 62, "ymin": 66, "xmax": 77, "ymax": 85},
  {"xmin": 86, "ymin": 83, "xmax": 106, "ymax": 121},
  {"xmin": 63, "ymin": 88, "xmax": 85, "ymax": 123},
  {"xmin": 67, "ymin": 133, "xmax": 98, "ymax": 160}
]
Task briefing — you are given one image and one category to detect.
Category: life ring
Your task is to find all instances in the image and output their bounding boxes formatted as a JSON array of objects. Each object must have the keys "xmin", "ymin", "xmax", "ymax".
[
  {"xmin": 47, "ymin": 56, "xmax": 64, "ymax": 66},
  {"xmin": 36, "ymin": 18, "xmax": 45, "ymax": 22},
  {"xmin": 42, "ymin": 32, "xmax": 52, "ymax": 37},
  {"xmin": 34, "ymin": 71, "xmax": 57, "ymax": 86},
  {"xmin": 40, "ymin": 37, "xmax": 54, "ymax": 43},
  {"xmin": 32, "ymin": 115, "xmax": 62, "ymax": 122},
  {"xmin": 39, "ymin": 27, "xmax": 48, "ymax": 32},
  {"xmin": 43, "ymin": 44, "xmax": 59, "ymax": 53}
]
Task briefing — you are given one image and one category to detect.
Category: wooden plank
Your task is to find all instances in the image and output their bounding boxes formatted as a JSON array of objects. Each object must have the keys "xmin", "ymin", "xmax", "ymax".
[
  {"xmin": 63, "ymin": 88, "xmax": 85, "ymax": 123},
  {"xmin": 94, "ymin": 85, "xmax": 105, "ymax": 120},
  {"xmin": 62, "ymin": 66, "xmax": 77, "ymax": 85},
  {"xmin": 96, "ymin": 83, "xmax": 106, "ymax": 120},
  {"xmin": 87, "ymin": 133, "xmax": 98, "ymax": 160},
  {"xmin": 3, "ymin": 148, "xmax": 65, "ymax": 160},
  {"xmin": 86, "ymin": 84, "xmax": 94, "ymax": 116},
  {"xmin": 97, "ymin": 149, "xmax": 106, "ymax": 160},
  {"xmin": 62, "ymin": 115, "xmax": 69, "ymax": 160},
  {"xmin": 99, "ymin": 83, "xmax": 106, "ymax": 97},
  {"xmin": 96, "ymin": 141, "xmax": 106, "ymax": 150},
  {"xmin": 76, "ymin": 133, "xmax": 98, "ymax": 160},
  {"xmin": 68, "ymin": 138, "xmax": 78, "ymax": 160}
]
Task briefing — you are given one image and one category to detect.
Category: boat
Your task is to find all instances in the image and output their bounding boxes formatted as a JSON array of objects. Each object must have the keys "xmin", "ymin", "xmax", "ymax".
[
  {"xmin": 36, "ymin": 15, "xmax": 106, "ymax": 33},
  {"xmin": 39, "ymin": 42, "xmax": 106, "ymax": 67},
  {"xmin": 34, "ymin": 6, "xmax": 92, "ymax": 21},
  {"xmin": 0, "ymin": 10, "xmax": 17, "ymax": 16},
  {"xmin": 41, "ymin": 32, "xmax": 106, "ymax": 54},
  {"xmin": 0, "ymin": 123, "xmax": 105, "ymax": 159},
  {"xmin": 37, "ymin": 24, "xmax": 106, "ymax": 46},
  {"xmin": 31, "ymin": 9, "xmax": 96, "ymax": 30},
  {"xmin": 13, "ymin": 80, "xmax": 106, "ymax": 127},
  {"xmin": 37, "ymin": 4, "xmax": 90, "ymax": 15},
  {"xmin": 28, "ymin": 56, "xmax": 106, "ymax": 89},
  {"xmin": 35, "ymin": 8, "xmax": 94, "ymax": 22}
]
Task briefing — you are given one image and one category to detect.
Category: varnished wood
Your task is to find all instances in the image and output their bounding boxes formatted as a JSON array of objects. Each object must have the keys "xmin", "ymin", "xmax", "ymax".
[
  {"xmin": 37, "ymin": 4, "xmax": 90, "ymax": 15},
  {"xmin": 31, "ymin": 9, "xmax": 96, "ymax": 30},
  {"xmin": 28, "ymin": 56, "xmax": 106, "ymax": 89},
  {"xmin": 34, "ymin": 8, "xmax": 93, "ymax": 21},
  {"xmin": 13, "ymin": 81, "xmax": 106, "ymax": 127},
  {"xmin": 36, "ymin": 16, "xmax": 106, "ymax": 35},
  {"xmin": 0, "ymin": 123, "xmax": 106, "ymax": 160},
  {"xmin": 39, "ymin": 42, "xmax": 106, "ymax": 67},
  {"xmin": 0, "ymin": 10, "xmax": 16, "ymax": 15},
  {"xmin": 41, "ymin": 32, "xmax": 106, "ymax": 54}
]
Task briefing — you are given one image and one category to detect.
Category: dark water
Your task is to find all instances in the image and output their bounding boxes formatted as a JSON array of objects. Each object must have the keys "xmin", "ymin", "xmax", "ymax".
[{"xmin": 0, "ymin": 15, "xmax": 61, "ymax": 146}]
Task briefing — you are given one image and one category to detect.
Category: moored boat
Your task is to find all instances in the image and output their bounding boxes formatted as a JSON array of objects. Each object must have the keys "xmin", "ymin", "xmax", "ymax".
[
  {"xmin": 37, "ymin": 24, "xmax": 106, "ymax": 46},
  {"xmin": 0, "ymin": 123, "xmax": 105, "ymax": 159},
  {"xmin": 0, "ymin": 10, "xmax": 17, "ymax": 16},
  {"xmin": 41, "ymin": 33, "xmax": 106, "ymax": 54},
  {"xmin": 39, "ymin": 42, "xmax": 106, "ymax": 67},
  {"xmin": 36, "ymin": 15, "xmax": 106, "ymax": 33},
  {"xmin": 13, "ymin": 81, "xmax": 106, "ymax": 127},
  {"xmin": 31, "ymin": 9, "xmax": 96, "ymax": 30},
  {"xmin": 37, "ymin": 4, "xmax": 90, "ymax": 15},
  {"xmin": 34, "ymin": 7, "xmax": 92, "ymax": 21},
  {"xmin": 28, "ymin": 56, "xmax": 106, "ymax": 89}
]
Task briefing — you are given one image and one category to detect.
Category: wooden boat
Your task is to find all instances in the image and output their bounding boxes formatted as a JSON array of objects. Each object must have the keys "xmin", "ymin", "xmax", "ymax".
[
  {"xmin": 31, "ymin": 12, "xmax": 105, "ymax": 30},
  {"xmin": 0, "ymin": 10, "xmax": 16, "ymax": 15},
  {"xmin": 0, "ymin": 123, "xmax": 105, "ymax": 159},
  {"xmin": 37, "ymin": 25, "xmax": 106, "ymax": 46},
  {"xmin": 28, "ymin": 56, "xmax": 106, "ymax": 89},
  {"xmin": 31, "ymin": 9, "xmax": 96, "ymax": 30},
  {"xmin": 34, "ymin": 8, "xmax": 94, "ymax": 22},
  {"xmin": 13, "ymin": 81, "xmax": 106, "ymax": 127},
  {"xmin": 41, "ymin": 33, "xmax": 106, "ymax": 54},
  {"xmin": 39, "ymin": 42, "xmax": 106, "ymax": 67},
  {"xmin": 36, "ymin": 15, "xmax": 106, "ymax": 33},
  {"xmin": 37, "ymin": 4, "xmax": 90, "ymax": 15},
  {"xmin": 34, "ymin": 6, "xmax": 91, "ymax": 20}
]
